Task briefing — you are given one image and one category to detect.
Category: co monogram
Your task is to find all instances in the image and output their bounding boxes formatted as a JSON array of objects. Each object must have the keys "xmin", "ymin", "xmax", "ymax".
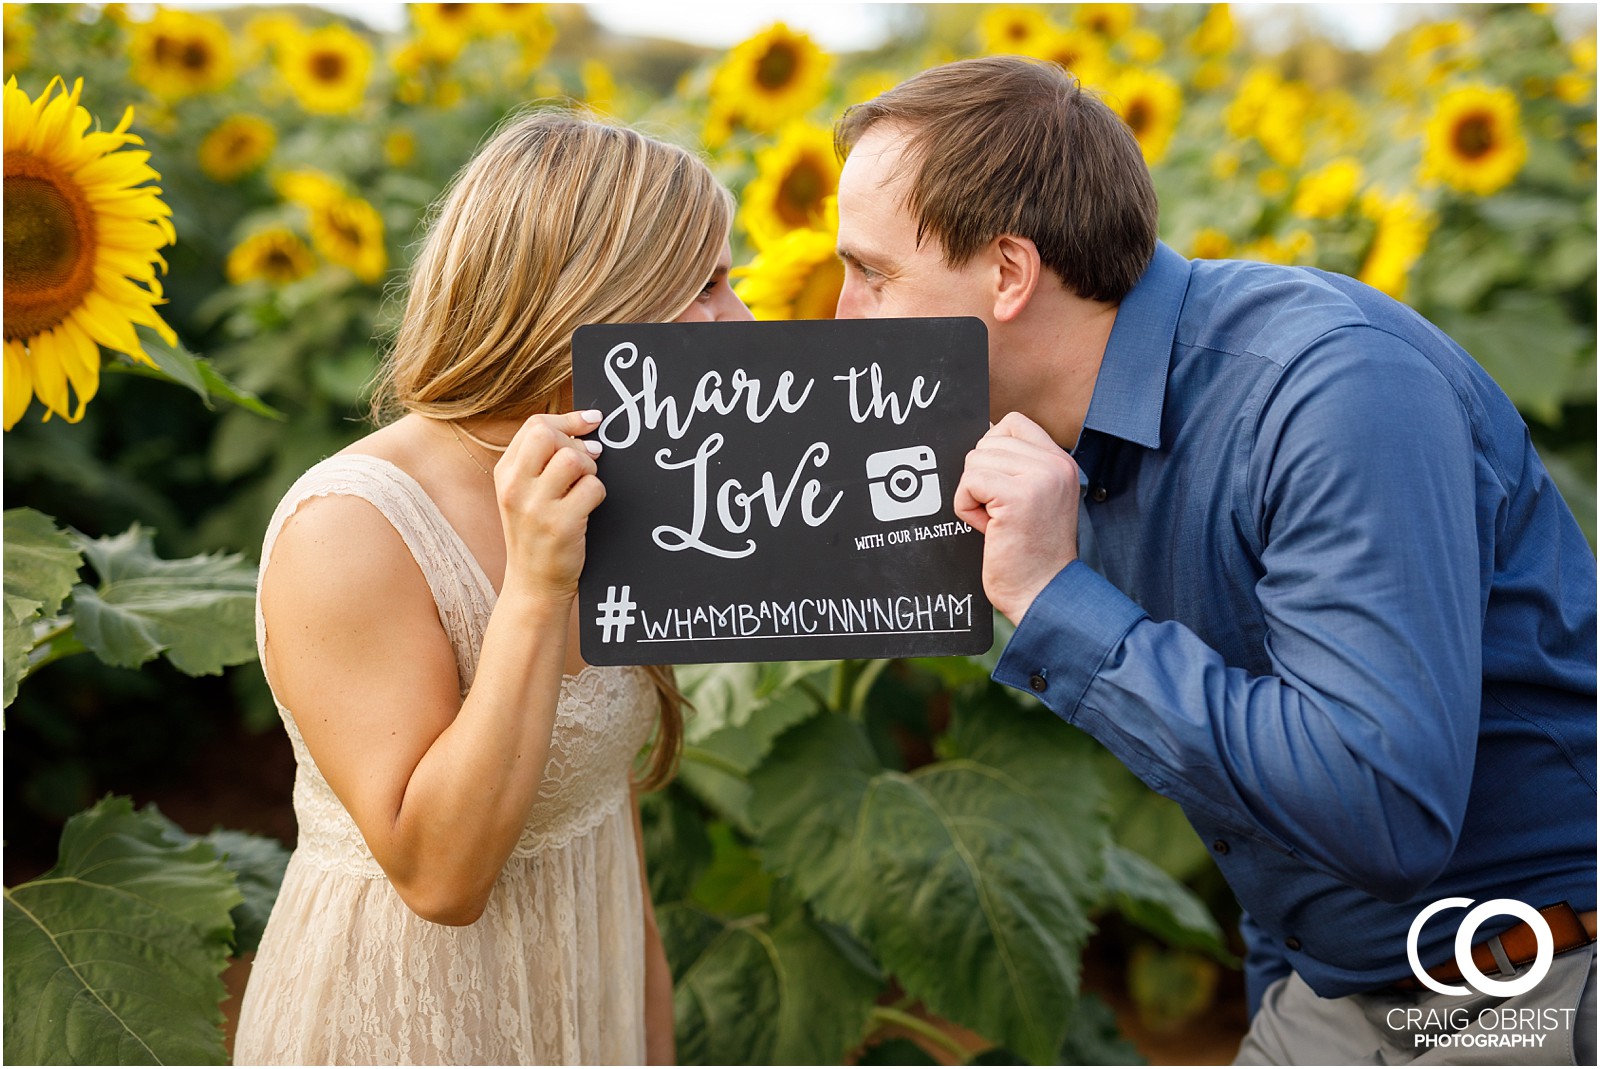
[{"xmin": 1406, "ymin": 898, "xmax": 1554, "ymax": 998}]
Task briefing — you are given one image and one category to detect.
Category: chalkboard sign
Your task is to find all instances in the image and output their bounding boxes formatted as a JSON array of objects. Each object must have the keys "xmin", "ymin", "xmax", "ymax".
[{"xmin": 572, "ymin": 317, "xmax": 991, "ymax": 665}]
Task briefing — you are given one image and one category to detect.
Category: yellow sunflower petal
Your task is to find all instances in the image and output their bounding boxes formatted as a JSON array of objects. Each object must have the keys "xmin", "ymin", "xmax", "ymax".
[
  {"xmin": 3, "ymin": 340, "xmax": 35, "ymax": 430},
  {"xmin": 28, "ymin": 329, "xmax": 73, "ymax": 419},
  {"xmin": 54, "ymin": 319, "xmax": 102, "ymax": 420}
]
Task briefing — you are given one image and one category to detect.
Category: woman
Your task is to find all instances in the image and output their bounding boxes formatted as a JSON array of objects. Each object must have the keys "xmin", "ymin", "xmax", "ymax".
[{"xmin": 233, "ymin": 112, "xmax": 750, "ymax": 1065}]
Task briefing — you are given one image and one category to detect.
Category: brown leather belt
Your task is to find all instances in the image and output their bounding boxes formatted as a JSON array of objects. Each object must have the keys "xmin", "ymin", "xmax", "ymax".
[{"xmin": 1392, "ymin": 902, "xmax": 1596, "ymax": 992}]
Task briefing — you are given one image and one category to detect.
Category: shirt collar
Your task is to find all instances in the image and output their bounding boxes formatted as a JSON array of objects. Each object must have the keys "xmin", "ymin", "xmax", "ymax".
[{"xmin": 1080, "ymin": 241, "xmax": 1191, "ymax": 451}]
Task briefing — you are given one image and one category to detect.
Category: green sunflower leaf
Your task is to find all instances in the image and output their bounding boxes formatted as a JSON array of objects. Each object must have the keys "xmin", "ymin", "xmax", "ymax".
[
  {"xmin": 3, "ymin": 508, "xmax": 85, "ymax": 707},
  {"xmin": 105, "ymin": 328, "xmax": 284, "ymax": 420},
  {"xmin": 3, "ymin": 796, "xmax": 241, "ymax": 1065},
  {"xmin": 67, "ymin": 524, "xmax": 257, "ymax": 676},
  {"xmin": 748, "ymin": 686, "xmax": 1108, "ymax": 1065},
  {"xmin": 4, "ymin": 508, "xmax": 83, "ymax": 621},
  {"xmin": 665, "ymin": 898, "xmax": 882, "ymax": 1066}
]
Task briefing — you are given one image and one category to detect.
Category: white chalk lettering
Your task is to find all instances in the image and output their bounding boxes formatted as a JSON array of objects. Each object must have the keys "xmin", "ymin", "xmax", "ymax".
[
  {"xmin": 600, "ymin": 343, "xmax": 814, "ymax": 448},
  {"xmin": 833, "ymin": 362, "xmax": 941, "ymax": 424}
]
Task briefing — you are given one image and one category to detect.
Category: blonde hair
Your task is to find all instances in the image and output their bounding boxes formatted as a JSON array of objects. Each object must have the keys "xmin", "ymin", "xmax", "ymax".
[{"xmin": 371, "ymin": 109, "xmax": 728, "ymax": 789}]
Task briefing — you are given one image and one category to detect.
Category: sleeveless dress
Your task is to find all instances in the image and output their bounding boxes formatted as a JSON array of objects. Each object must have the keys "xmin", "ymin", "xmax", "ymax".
[{"xmin": 232, "ymin": 453, "xmax": 656, "ymax": 1065}]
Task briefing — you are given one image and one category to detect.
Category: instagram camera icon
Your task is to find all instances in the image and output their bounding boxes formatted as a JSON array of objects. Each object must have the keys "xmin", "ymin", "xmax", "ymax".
[{"xmin": 865, "ymin": 446, "xmax": 942, "ymax": 522}]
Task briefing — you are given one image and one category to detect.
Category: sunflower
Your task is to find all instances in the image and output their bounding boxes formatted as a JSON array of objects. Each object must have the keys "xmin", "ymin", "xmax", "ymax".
[
  {"xmin": 711, "ymin": 23, "xmax": 830, "ymax": 134},
  {"xmin": 226, "ymin": 227, "xmax": 315, "ymax": 285},
  {"xmin": 281, "ymin": 24, "xmax": 372, "ymax": 115},
  {"xmin": 1108, "ymin": 69, "xmax": 1182, "ymax": 164},
  {"xmin": 740, "ymin": 122, "xmax": 840, "ymax": 246},
  {"xmin": 1257, "ymin": 168, "xmax": 1289, "ymax": 199},
  {"xmin": 308, "ymin": 194, "xmax": 386, "ymax": 284},
  {"xmin": 1227, "ymin": 67, "xmax": 1312, "ymax": 168},
  {"xmin": 1358, "ymin": 190, "xmax": 1434, "ymax": 299},
  {"xmin": 274, "ymin": 166, "xmax": 346, "ymax": 209},
  {"xmin": 1122, "ymin": 28, "xmax": 1165, "ymax": 65},
  {"xmin": 476, "ymin": 3, "xmax": 557, "ymax": 68},
  {"xmin": 410, "ymin": 3, "xmax": 477, "ymax": 59},
  {"xmin": 198, "ymin": 114, "xmax": 275, "ymax": 183},
  {"xmin": 128, "ymin": 8, "xmax": 234, "ymax": 100},
  {"xmin": 3, "ymin": 77, "xmax": 176, "ymax": 430},
  {"xmin": 1291, "ymin": 157, "xmax": 1362, "ymax": 218},
  {"xmin": 1239, "ymin": 229, "xmax": 1314, "ymax": 266},
  {"xmin": 978, "ymin": 6, "xmax": 1054, "ymax": 56},
  {"xmin": 1189, "ymin": 228, "xmax": 1232, "ymax": 259},
  {"xmin": 384, "ymin": 129, "xmax": 417, "ymax": 167},
  {"xmin": 1422, "ymin": 84, "xmax": 1527, "ymax": 197},
  {"xmin": 1075, "ymin": 3, "xmax": 1135, "ymax": 40},
  {"xmin": 735, "ymin": 198, "xmax": 843, "ymax": 322},
  {"xmin": 847, "ymin": 70, "xmax": 901, "ymax": 107},
  {"xmin": 1036, "ymin": 28, "xmax": 1110, "ymax": 87},
  {"xmin": 1188, "ymin": 4, "xmax": 1235, "ymax": 57},
  {"xmin": 4, "ymin": 4, "xmax": 32, "ymax": 73},
  {"xmin": 243, "ymin": 12, "xmax": 304, "ymax": 64},
  {"xmin": 582, "ymin": 59, "xmax": 617, "ymax": 116}
]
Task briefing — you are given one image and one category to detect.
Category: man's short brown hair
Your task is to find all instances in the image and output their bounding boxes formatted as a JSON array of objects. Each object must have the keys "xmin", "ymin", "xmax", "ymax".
[{"xmin": 835, "ymin": 56, "xmax": 1159, "ymax": 304}]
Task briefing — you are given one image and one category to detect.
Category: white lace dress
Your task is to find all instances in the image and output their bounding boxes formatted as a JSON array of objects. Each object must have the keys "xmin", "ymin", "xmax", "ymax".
[{"xmin": 233, "ymin": 454, "xmax": 656, "ymax": 1066}]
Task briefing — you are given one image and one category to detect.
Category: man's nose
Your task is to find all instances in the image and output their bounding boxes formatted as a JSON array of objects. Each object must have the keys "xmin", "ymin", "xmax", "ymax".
[{"xmin": 834, "ymin": 277, "xmax": 864, "ymax": 319}]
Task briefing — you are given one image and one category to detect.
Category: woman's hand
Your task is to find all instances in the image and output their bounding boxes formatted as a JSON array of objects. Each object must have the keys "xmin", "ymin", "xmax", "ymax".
[{"xmin": 495, "ymin": 410, "xmax": 606, "ymax": 602}]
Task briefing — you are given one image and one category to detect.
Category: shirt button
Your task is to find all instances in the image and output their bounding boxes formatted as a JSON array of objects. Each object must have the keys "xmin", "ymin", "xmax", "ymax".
[
  {"xmin": 1212, "ymin": 839, "xmax": 1230, "ymax": 855},
  {"xmin": 1285, "ymin": 937, "xmax": 1302, "ymax": 952},
  {"xmin": 1029, "ymin": 674, "xmax": 1048, "ymax": 693},
  {"xmin": 1088, "ymin": 485, "xmax": 1109, "ymax": 503}
]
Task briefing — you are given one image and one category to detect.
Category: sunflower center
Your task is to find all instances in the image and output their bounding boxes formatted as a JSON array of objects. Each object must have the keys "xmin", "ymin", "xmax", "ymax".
[
  {"xmin": 328, "ymin": 213, "xmax": 363, "ymax": 249},
  {"xmin": 264, "ymin": 246, "xmax": 298, "ymax": 278},
  {"xmin": 311, "ymin": 49, "xmax": 348, "ymax": 83},
  {"xmin": 3, "ymin": 153, "xmax": 98, "ymax": 342},
  {"xmin": 1004, "ymin": 21, "xmax": 1030, "ymax": 42},
  {"xmin": 1451, "ymin": 111, "xmax": 1497, "ymax": 159},
  {"xmin": 777, "ymin": 158, "xmax": 828, "ymax": 228},
  {"xmin": 153, "ymin": 33, "xmax": 183, "ymax": 66},
  {"xmin": 1125, "ymin": 99, "xmax": 1153, "ymax": 136},
  {"xmin": 756, "ymin": 43, "xmax": 799, "ymax": 91},
  {"xmin": 180, "ymin": 39, "xmax": 213, "ymax": 72}
]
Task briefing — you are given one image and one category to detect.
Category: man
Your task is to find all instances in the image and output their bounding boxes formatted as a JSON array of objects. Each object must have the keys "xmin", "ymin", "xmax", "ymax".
[{"xmin": 832, "ymin": 56, "xmax": 1596, "ymax": 1064}]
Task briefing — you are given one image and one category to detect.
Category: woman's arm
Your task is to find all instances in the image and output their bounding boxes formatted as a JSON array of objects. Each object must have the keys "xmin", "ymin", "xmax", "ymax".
[
  {"xmin": 632, "ymin": 786, "xmax": 676, "ymax": 1064},
  {"xmin": 260, "ymin": 412, "xmax": 604, "ymax": 925}
]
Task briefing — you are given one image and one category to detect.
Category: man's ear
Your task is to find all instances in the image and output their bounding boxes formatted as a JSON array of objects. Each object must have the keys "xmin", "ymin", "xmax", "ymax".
[{"xmin": 992, "ymin": 234, "xmax": 1042, "ymax": 323}]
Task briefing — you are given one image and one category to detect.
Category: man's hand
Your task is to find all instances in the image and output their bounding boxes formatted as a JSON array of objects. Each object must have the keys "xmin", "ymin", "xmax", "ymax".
[{"xmin": 953, "ymin": 412, "xmax": 1082, "ymax": 624}]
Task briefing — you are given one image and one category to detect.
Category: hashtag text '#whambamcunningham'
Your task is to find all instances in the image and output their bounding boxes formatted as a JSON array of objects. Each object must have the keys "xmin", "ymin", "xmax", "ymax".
[{"xmin": 629, "ymin": 593, "xmax": 976, "ymax": 644}]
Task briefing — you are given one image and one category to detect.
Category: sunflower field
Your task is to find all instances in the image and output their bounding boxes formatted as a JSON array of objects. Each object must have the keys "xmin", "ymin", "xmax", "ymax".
[{"xmin": 3, "ymin": 3, "xmax": 1595, "ymax": 1065}]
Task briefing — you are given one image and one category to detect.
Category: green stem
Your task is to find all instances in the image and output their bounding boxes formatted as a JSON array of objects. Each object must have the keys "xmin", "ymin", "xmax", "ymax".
[
  {"xmin": 832, "ymin": 659, "xmax": 862, "ymax": 715},
  {"xmin": 849, "ymin": 659, "xmax": 890, "ymax": 716},
  {"xmin": 27, "ymin": 621, "xmax": 86, "ymax": 673},
  {"xmin": 678, "ymin": 745, "xmax": 747, "ymax": 780},
  {"xmin": 868, "ymin": 1006, "xmax": 971, "ymax": 1063}
]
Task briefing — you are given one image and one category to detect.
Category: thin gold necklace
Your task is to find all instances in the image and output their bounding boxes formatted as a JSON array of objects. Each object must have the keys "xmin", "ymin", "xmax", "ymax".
[
  {"xmin": 449, "ymin": 424, "xmax": 493, "ymax": 476},
  {"xmin": 455, "ymin": 423, "xmax": 511, "ymax": 454}
]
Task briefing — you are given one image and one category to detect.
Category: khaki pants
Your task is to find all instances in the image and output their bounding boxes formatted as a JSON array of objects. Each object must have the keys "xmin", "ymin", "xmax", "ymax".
[{"xmin": 1235, "ymin": 944, "xmax": 1596, "ymax": 1066}]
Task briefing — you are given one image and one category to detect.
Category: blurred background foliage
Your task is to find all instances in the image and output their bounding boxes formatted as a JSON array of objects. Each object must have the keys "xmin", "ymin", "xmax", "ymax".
[{"xmin": 3, "ymin": 1, "xmax": 1594, "ymax": 1061}]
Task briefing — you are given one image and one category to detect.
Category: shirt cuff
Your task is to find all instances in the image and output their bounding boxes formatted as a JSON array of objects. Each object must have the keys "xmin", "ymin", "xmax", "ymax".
[{"xmin": 992, "ymin": 561, "xmax": 1148, "ymax": 721}]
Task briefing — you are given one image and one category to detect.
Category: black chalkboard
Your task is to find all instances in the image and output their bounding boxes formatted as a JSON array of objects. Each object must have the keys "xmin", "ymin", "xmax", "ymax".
[{"xmin": 572, "ymin": 317, "xmax": 991, "ymax": 665}]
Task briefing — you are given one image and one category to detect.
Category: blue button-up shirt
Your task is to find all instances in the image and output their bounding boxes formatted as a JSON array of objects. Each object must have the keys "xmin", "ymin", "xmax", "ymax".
[{"xmin": 993, "ymin": 242, "xmax": 1597, "ymax": 1010}]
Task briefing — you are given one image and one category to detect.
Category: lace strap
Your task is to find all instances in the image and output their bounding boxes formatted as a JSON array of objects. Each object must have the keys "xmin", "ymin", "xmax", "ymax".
[{"xmin": 256, "ymin": 454, "xmax": 495, "ymax": 680}]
